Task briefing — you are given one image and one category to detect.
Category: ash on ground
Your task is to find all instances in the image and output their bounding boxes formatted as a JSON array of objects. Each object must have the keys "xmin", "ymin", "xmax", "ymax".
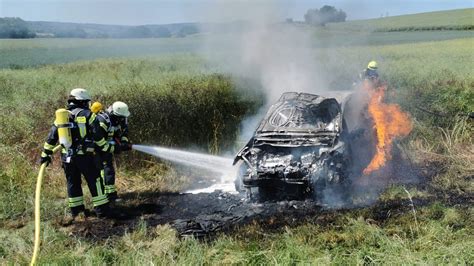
[
  {"xmin": 64, "ymin": 191, "xmax": 323, "ymax": 239},
  {"xmin": 60, "ymin": 159, "xmax": 471, "ymax": 241}
]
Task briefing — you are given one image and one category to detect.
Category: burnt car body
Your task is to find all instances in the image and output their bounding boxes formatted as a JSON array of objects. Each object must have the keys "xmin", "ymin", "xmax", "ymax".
[{"xmin": 233, "ymin": 92, "xmax": 351, "ymax": 200}]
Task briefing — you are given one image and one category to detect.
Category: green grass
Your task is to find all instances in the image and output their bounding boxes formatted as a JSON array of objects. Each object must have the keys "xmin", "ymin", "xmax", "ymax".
[
  {"xmin": 0, "ymin": 10, "xmax": 473, "ymax": 264},
  {"xmin": 328, "ymin": 8, "xmax": 474, "ymax": 32},
  {"xmin": 1, "ymin": 204, "xmax": 472, "ymax": 264},
  {"xmin": 0, "ymin": 30, "xmax": 472, "ymax": 68},
  {"xmin": 0, "ymin": 38, "xmax": 472, "ymax": 263},
  {"xmin": 0, "ymin": 37, "xmax": 202, "ymax": 68},
  {"xmin": 0, "ymin": 55, "xmax": 263, "ymax": 224},
  {"xmin": 313, "ymin": 29, "xmax": 473, "ymax": 47}
]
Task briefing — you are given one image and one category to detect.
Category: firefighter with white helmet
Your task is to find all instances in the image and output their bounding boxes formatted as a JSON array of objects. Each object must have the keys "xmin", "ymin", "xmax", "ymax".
[
  {"xmin": 94, "ymin": 101, "xmax": 132, "ymax": 202},
  {"xmin": 40, "ymin": 88, "xmax": 112, "ymax": 221}
]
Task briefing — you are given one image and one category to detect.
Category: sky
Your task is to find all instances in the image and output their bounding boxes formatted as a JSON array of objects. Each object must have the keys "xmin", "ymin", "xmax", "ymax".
[{"xmin": 0, "ymin": 0, "xmax": 472, "ymax": 25}]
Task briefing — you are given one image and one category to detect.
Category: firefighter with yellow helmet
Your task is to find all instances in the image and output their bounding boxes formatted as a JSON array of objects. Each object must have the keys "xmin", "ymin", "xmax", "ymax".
[
  {"xmin": 93, "ymin": 101, "xmax": 132, "ymax": 202},
  {"xmin": 360, "ymin": 60, "xmax": 379, "ymax": 82},
  {"xmin": 40, "ymin": 88, "xmax": 114, "ymax": 220}
]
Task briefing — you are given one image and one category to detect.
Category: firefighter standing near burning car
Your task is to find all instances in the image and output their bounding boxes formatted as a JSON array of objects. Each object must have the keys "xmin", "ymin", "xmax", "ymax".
[
  {"xmin": 92, "ymin": 101, "xmax": 132, "ymax": 202},
  {"xmin": 40, "ymin": 88, "xmax": 112, "ymax": 221},
  {"xmin": 360, "ymin": 60, "xmax": 379, "ymax": 84}
]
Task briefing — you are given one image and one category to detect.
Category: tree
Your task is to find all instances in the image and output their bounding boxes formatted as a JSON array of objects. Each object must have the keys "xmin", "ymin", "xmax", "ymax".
[
  {"xmin": 0, "ymin": 17, "xmax": 35, "ymax": 38},
  {"xmin": 304, "ymin": 5, "xmax": 347, "ymax": 26},
  {"xmin": 151, "ymin": 26, "xmax": 172, "ymax": 38},
  {"xmin": 126, "ymin": 26, "xmax": 152, "ymax": 38},
  {"xmin": 176, "ymin": 25, "xmax": 199, "ymax": 37},
  {"xmin": 55, "ymin": 27, "xmax": 87, "ymax": 38}
]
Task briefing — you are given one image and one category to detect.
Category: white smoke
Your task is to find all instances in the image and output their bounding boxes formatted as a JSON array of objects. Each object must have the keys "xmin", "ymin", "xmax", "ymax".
[
  {"xmin": 199, "ymin": 2, "xmax": 329, "ymax": 103},
  {"xmin": 198, "ymin": 1, "xmax": 339, "ymax": 152}
]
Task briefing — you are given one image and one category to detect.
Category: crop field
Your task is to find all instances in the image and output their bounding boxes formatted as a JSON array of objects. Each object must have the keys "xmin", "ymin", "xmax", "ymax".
[
  {"xmin": 0, "ymin": 37, "xmax": 202, "ymax": 69},
  {"xmin": 1, "ymin": 29, "xmax": 472, "ymax": 69},
  {"xmin": 0, "ymin": 9, "xmax": 473, "ymax": 265},
  {"xmin": 328, "ymin": 8, "xmax": 474, "ymax": 31}
]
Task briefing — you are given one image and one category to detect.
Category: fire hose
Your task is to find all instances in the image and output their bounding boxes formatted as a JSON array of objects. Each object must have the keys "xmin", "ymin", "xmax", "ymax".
[{"xmin": 31, "ymin": 145, "xmax": 62, "ymax": 266}]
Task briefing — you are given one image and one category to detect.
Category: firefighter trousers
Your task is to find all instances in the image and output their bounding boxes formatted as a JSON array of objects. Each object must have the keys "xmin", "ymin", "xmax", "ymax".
[
  {"xmin": 62, "ymin": 154, "xmax": 109, "ymax": 216},
  {"xmin": 98, "ymin": 152, "xmax": 118, "ymax": 200}
]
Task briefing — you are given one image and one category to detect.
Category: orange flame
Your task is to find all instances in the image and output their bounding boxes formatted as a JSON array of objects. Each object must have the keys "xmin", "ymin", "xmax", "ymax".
[{"xmin": 363, "ymin": 81, "xmax": 413, "ymax": 175}]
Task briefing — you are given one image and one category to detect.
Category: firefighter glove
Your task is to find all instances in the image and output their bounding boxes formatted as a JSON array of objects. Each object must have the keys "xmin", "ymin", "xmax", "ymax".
[
  {"xmin": 113, "ymin": 144, "xmax": 121, "ymax": 154},
  {"xmin": 40, "ymin": 153, "xmax": 52, "ymax": 166},
  {"xmin": 120, "ymin": 142, "xmax": 132, "ymax": 151}
]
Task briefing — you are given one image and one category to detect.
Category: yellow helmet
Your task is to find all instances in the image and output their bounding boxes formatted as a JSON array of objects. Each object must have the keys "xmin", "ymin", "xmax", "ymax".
[
  {"xmin": 367, "ymin": 61, "xmax": 378, "ymax": 70},
  {"xmin": 90, "ymin": 101, "xmax": 103, "ymax": 113}
]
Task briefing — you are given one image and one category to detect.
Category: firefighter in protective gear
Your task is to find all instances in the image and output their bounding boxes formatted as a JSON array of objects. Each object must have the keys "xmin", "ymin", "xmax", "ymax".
[
  {"xmin": 360, "ymin": 60, "xmax": 379, "ymax": 81},
  {"xmin": 40, "ymin": 88, "xmax": 111, "ymax": 218},
  {"xmin": 95, "ymin": 101, "xmax": 132, "ymax": 202}
]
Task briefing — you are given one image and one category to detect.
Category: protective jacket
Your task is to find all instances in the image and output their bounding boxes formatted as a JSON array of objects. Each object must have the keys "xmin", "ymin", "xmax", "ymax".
[
  {"xmin": 41, "ymin": 104, "xmax": 109, "ymax": 215},
  {"xmin": 360, "ymin": 68, "xmax": 379, "ymax": 80},
  {"xmin": 95, "ymin": 111, "xmax": 130, "ymax": 153},
  {"xmin": 42, "ymin": 105, "xmax": 105, "ymax": 159},
  {"xmin": 95, "ymin": 111, "xmax": 131, "ymax": 199}
]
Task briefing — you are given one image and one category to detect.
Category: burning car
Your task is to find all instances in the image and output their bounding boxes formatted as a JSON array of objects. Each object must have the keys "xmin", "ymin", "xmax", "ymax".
[{"xmin": 233, "ymin": 92, "xmax": 351, "ymax": 200}]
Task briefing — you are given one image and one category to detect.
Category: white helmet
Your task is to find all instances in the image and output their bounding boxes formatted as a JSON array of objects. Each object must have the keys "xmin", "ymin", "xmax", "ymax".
[
  {"xmin": 69, "ymin": 88, "xmax": 91, "ymax": 101},
  {"xmin": 111, "ymin": 101, "xmax": 130, "ymax": 117}
]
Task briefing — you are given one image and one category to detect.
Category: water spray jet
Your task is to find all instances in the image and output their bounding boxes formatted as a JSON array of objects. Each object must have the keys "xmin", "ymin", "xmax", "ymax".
[{"xmin": 132, "ymin": 145, "xmax": 237, "ymax": 193}]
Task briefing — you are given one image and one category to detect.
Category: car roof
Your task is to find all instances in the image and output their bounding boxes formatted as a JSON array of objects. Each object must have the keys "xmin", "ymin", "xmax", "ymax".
[{"xmin": 256, "ymin": 92, "xmax": 342, "ymax": 133}]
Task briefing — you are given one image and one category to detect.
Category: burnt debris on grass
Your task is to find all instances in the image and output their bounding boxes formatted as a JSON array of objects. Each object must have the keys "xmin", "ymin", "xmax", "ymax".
[{"xmin": 62, "ymin": 167, "xmax": 472, "ymax": 241}]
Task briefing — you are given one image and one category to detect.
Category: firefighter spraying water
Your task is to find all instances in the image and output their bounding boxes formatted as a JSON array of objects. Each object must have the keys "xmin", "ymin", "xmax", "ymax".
[
  {"xmin": 32, "ymin": 62, "xmax": 416, "ymax": 264},
  {"xmin": 92, "ymin": 101, "xmax": 133, "ymax": 203}
]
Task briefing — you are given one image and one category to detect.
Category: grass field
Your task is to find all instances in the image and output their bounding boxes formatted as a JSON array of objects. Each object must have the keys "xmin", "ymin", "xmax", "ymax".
[
  {"xmin": 1, "ymin": 30, "xmax": 472, "ymax": 69},
  {"xmin": 0, "ymin": 37, "xmax": 202, "ymax": 69},
  {"xmin": 328, "ymin": 8, "xmax": 474, "ymax": 31},
  {"xmin": 0, "ymin": 9, "xmax": 473, "ymax": 265}
]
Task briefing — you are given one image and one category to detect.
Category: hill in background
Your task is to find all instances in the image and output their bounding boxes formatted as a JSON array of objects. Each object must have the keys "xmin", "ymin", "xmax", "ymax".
[
  {"xmin": 28, "ymin": 21, "xmax": 201, "ymax": 38},
  {"xmin": 327, "ymin": 8, "xmax": 474, "ymax": 31},
  {"xmin": 1, "ymin": 8, "xmax": 473, "ymax": 39},
  {"xmin": 0, "ymin": 17, "xmax": 204, "ymax": 38}
]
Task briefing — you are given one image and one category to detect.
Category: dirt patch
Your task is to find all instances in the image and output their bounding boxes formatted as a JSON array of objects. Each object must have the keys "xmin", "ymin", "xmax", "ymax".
[
  {"xmin": 62, "ymin": 184, "xmax": 473, "ymax": 240},
  {"xmin": 59, "ymin": 157, "xmax": 472, "ymax": 240}
]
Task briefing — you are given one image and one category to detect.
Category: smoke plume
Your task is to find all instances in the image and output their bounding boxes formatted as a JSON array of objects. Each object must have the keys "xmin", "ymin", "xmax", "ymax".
[
  {"xmin": 199, "ymin": 2, "xmax": 330, "ymax": 103},
  {"xmin": 195, "ymin": 1, "xmax": 418, "ymax": 206},
  {"xmin": 198, "ymin": 1, "xmax": 338, "ymax": 151}
]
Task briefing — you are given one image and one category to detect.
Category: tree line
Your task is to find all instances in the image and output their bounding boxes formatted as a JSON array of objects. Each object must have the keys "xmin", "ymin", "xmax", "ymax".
[
  {"xmin": 0, "ymin": 17, "xmax": 200, "ymax": 39},
  {"xmin": 0, "ymin": 5, "xmax": 348, "ymax": 39},
  {"xmin": 0, "ymin": 18, "xmax": 35, "ymax": 38},
  {"xmin": 304, "ymin": 5, "xmax": 347, "ymax": 26}
]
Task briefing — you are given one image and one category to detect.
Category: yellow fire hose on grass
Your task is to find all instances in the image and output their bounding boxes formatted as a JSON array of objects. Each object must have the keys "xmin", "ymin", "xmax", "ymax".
[
  {"xmin": 31, "ymin": 108, "xmax": 72, "ymax": 265},
  {"xmin": 31, "ymin": 145, "xmax": 62, "ymax": 266}
]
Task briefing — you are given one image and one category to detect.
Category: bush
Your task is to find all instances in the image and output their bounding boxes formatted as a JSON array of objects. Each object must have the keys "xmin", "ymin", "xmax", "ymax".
[
  {"xmin": 0, "ymin": 17, "xmax": 35, "ymax": 38},
  {"xmin": 106, "ymin": 73, "xmax": 261, "ymax": 153}
]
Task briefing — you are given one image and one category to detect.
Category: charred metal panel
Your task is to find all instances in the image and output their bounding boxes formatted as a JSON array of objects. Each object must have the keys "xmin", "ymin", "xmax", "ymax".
[{"xmin": 234, "ymin": 92, "xmax": 351, "ymax": 199}]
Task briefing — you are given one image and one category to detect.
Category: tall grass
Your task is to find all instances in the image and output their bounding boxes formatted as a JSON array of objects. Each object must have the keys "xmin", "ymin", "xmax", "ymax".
[
  {"xmin": 0, "ymin": 31, "xmax": 472, "ymax": 264},
  {"xmin": 0, "ymin": 56, "xmax": 262, "ymax": 152},
  {"xmin": 1, "ymin": 205, "xmax": 472, "ymax": 264},
  {"xmin": 0, "ymin": 56, "xmax": 263, "ymax": 222},
  {"xmin": 0, "ymin": 38, "xmax": 203, "ymax": 68}
]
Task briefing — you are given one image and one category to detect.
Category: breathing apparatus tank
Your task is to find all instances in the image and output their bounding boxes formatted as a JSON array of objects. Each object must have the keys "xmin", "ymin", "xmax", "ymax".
[{"xmin": 55, "ymin": 108, "xmax": 72, "ymax": 149}]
